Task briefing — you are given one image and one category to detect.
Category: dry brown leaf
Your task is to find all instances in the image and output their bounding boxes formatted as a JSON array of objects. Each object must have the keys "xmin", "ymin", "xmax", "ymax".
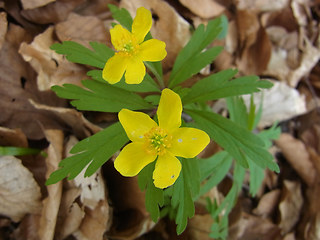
[
  {"xmin": 0, "ymin": 24, "xmax": 67, "ymax": 140},
  {"xmin": 0, "ymin": 12, "xmax": 7, "ymax": 51},
  {"xmin": 38, "ymin": 130, "xmax": 64, "ymax": 240},
  {"xmin": 120, "ymin": 0, "xmax": 191, "ymax": 70},
  {"xmin": 29, "ymin": 99, "xmax": 101, "ymax": 139},
  {"xmin": 105, "ymin": 160, "xmax": 154, "ymax": 240},
  {"xmin": 242, "ymin": 81, "xmax": 307, "ymax": 127},
  {"xmin": 21, "ymin": 0, "xmax": 85, "ymax": 24},
  {"xmin": 236, "ymin": 10, "xmax": 272, "ymax": 75},
  {"xmin": 253, "ymin": 189, "xmax": 281, "ymax": 218},
  {"xmin": 275, "ymin": 133, "xmax": 316, "ymax": 186},
  {"xmin": 278, "ymin": 180, "xmax": 303, "ymax": 235},
  {"xmin": 188, "ymin": 214, "xmax": 213, "ymax": 240},
  {"xmin": 55, "ymin": 187, "xmax": 84, "ymax": 239},
  {"xmin": 73, "ymin": 200, "xmax": 110, "ymax": 240},
  {"xmin": 56, "ymin": 13, "xmax": 108, "ymax": 48},
  {"xmin": 0, "ymin": 127, "xmax": 28, "ymax": 147},
  {"xmin": 230, "ymin": 212, "xmax": 281, "ymax": 240},
  {"xmin": 19, "ymin": 26, "xmax": 88, "ymax": 91},
  {"xmin": 179, "ymin": 0, "xmax": 225, "ymax": 18},
  {"xmin": 237, "ymin": 0, "xmax": 289, "ymax": 12},
  {"xmin": 0, "ymin": 156, "xmax": 42, "ymax": 222},
  {"xmin": 21, "ymin": 0, "xmax": 55, "ymax": 10},
  {"xmin": 283, "ymin": 232, "xmax": 296, "ymax": 240},
  {"xmin": 11, "ymin": 214, "xmax": 41, "ymax": 240}
]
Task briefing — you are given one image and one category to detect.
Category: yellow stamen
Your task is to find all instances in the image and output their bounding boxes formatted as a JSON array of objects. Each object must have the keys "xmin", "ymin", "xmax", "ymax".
[{"xmin": 144, "ymin": 127, "xmax": 172, "ymax": 156}]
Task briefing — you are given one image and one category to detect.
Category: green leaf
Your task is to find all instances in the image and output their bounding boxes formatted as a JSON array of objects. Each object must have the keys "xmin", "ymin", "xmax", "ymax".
[
  {"xmin": 46, "ymin": 122, "xmax": 128, "ymax": 185},
  {"xmin": 226, "ymin": 96, "xmax": 248, "ymax": 127},
  {"xmin": 171, "ymin": 170, "xmax": 195, "ymax": 235},
  {"xmin": 169, "ymin": 17, "xmax": 223, "ymax": 87},
  {"xmin": 87, "ymin": 70, "xmax": 160, "ymax": 93},
  {"xmin": 138, "ymin": 162, "xmax": 164, "ymax": 222},
  {"xmin": 217, "ymin": 15, "xmax": 228, "ymax": 39},
  {"xmin": 186, "ymin": 109, "xmax": 280, "ymax": 172},
  {"xmin": 108, "ymin": 4, "xmax": 133, "ymax": 30},
  {"xmin": 183, "ymin": 70, "xmax": 273, "ymax": 104},
  {"xmin": 210, "ymin": 163, "xmax": 246, "ymax": 219},
  {"xmin": 0, "ymin": 146, "xmax": 41, "ymax": 156},
  {"xmin": 169, "ymin": 46, "xmax": 222, "ymax": 87},
  {"xmin": 52, "ymin": 80, "xmax": 153, "ymax": 112},
  {"xmin": 198, "ymin": 151, "xmax": 233, "ymax": 197},
  {"xmin": 247, "ymin": 158, "xmax": 264, "ymax": 196},
  {"xmin": 51, "ymin": 41, "xmax": 113, "ymax": 69},
  {"xmin": 182, "ymin": 157, "xmax": 201, "ymax": 198}
]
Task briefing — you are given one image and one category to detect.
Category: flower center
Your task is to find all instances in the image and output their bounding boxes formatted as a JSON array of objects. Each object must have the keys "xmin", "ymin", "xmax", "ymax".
[
  {"xmin": 144, "ymin": 127, "xmax": 172, "ymax": 156},
  {"xmin": 117, "ymin": 38, "xmax": 140, "ymax": 57}
]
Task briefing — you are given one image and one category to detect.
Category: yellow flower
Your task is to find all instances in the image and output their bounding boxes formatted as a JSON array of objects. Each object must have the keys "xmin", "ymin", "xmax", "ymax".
[
  {"xmin": 114, "ymin": 89, "xmax": 210, "ymax": 189},
  {"xmin": 103, "ymin": 7, "xmax": 167, "ymax": 84}
]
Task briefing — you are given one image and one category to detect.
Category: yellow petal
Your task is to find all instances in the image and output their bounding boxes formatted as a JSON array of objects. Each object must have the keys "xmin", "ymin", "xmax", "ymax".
[
  {"xmin": 140, "ymin": 39, "xmax": 167, "ymax": 62},
  {"xmin": 132, "ymin": 7, "xmax": 152, "ymax": 44},
  {"xmin": 119, "ymin": 109, "xmax": 157, "ymax": 142},
  {"xmin": 170, "ymin": 127, "xmax": 210, "ymax": 158},
  {"xmin": 102, "ymin": 54, "xmax": 128, "ymax": 84},
  {"xmin": 157, "ymin": 89, "xmax": 182, "ymax": 131},
  {"xmin": 110, "ymin": 25, "xmax": 136, "ymax": 51},
  {"xmin": 125, "ymin": 57, "xmax": 146, "ymax": 84},
  {"xmin": 114, "ymin": 142, "xmax": 156, "ymax": 177},
  {"xmin": 153, "ymin": 153, "xmax": 181, "ymax": 189}
]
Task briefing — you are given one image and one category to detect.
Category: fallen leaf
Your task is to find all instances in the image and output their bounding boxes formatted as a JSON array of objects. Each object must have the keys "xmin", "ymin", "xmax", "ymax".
[
  {"xmin": 105, "ymin": 160, "xmax": 155, "ymax": 240},
  {"xmin": 0, "ymin": 12, "xmax": 7, "ymax": 51},
  {"xmin": 73, "ymin": 200, "xmax": 110, "ymax": 240},
  {"xmin": 0, "ymin": 156, "xmax": 42, "ymax": 222},
  {"xmin": 278, "ymin": 180, "xmax": 303, "ymax": 235},
  {"xmin": 20, "ymin": 0, "xmax": 85, "ymax": 24},
  {"xmin": 230, "ymin": 212, "xmax": 281, "ymax": 240},
  {"xmin": 179, "ymin": 0, "xmax": 225, "ymax": 18},
  {"xmin": 236, "ymin": 10, "xmax": 272, "ymax": 75},
  {"xmin": 242, "ymin": 81, "xmax": 307, "ymax": 128},
  {"xmin": 19, "ymin": 26, "xmax": 88, "ymax": 91},
  {"xmin": 55, "ymin": 13, "xmax": 108, "ymax": 48},
  {"xmin": 55, "ymin": 187, "xmax": 84, "ymax": 239},
  {"xmin": 188, "ymin": 214, "xmax": 213, "ymax": 240},
  {"xmin": 38, "ymin": 129, "xmax": 64, "ymax": 240},
  {"xmin": 0, "ymin": 127, "xmax": 28, "ymax": 147},
  {"xmin": 237, "ymin": 0, "xmax": 289, "ymax": 12},
  {"xmin": 120, "ymin": 0, "xmax": 191, "ymax": 71},
  {"xmin": 0, "ymin": 24, "xmax": 67, "ymax": 140},
  {"xmin": 29, "ymin": 99, "xmax": 101, "ymax": 139},
  {"xmin": 275, "ymin": 133, "xmax": 316, "ymax": 186},
  {"xmin": 21, "ymin": 0, "xmax": 55, "ymax": 10},
  {"xmin": 253, "ymin": 189, "xmax": 281, "ymax": 218}
]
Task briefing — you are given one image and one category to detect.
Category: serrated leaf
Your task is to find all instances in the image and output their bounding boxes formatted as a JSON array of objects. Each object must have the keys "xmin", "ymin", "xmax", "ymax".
[
  {"xmin": 211, "ymin": 163, "xmax": 246, "ymax": 219},
  {"xmin": 198, "ymin": 151, "xmax": 233, "ymax": 196},
  {"xmin": 171, "ymin": 171, "xmax": 195, "ymax": 235},
  {"xmin": 87, "ymin": 70, "xmax": 160, "ymax": 93},
  {"xmin": 46, "ymin": 122, "xmax": 128, "ymax": 185},
  {"xmin": 169, "ymin": 18, "xmax": 223, "ymax": 87},
  {"xmin": 186, "ymin": 109, "xmax": 280, "ymax": 172},
  {"xmin": 108, "ymin": 4, "xmax": 133, "ymax": 30},
  {"xmin": 226, "ymin": 96, "xmax": 248, "ymax": 127},
  {"xmin": 181, "ymin": 157, "xmax": 200, "ymax": 198},
  {"xmin": 138, "ymin": 162, "xmax": 164, "ymax": 222},
  {"xmin": 183, "ymin": 71, "xmax": 273, "ymax": 104},
  {"xmin": 51, "ymin": 41, "xmax": 113, "ymax": 69},
  {"xmin": 169, "ymin": 46, "xmax": 222, "ymax": 87},
  {"xmin": 52, "ymin": 80, "xmax": 153, "ymax": 112}
]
